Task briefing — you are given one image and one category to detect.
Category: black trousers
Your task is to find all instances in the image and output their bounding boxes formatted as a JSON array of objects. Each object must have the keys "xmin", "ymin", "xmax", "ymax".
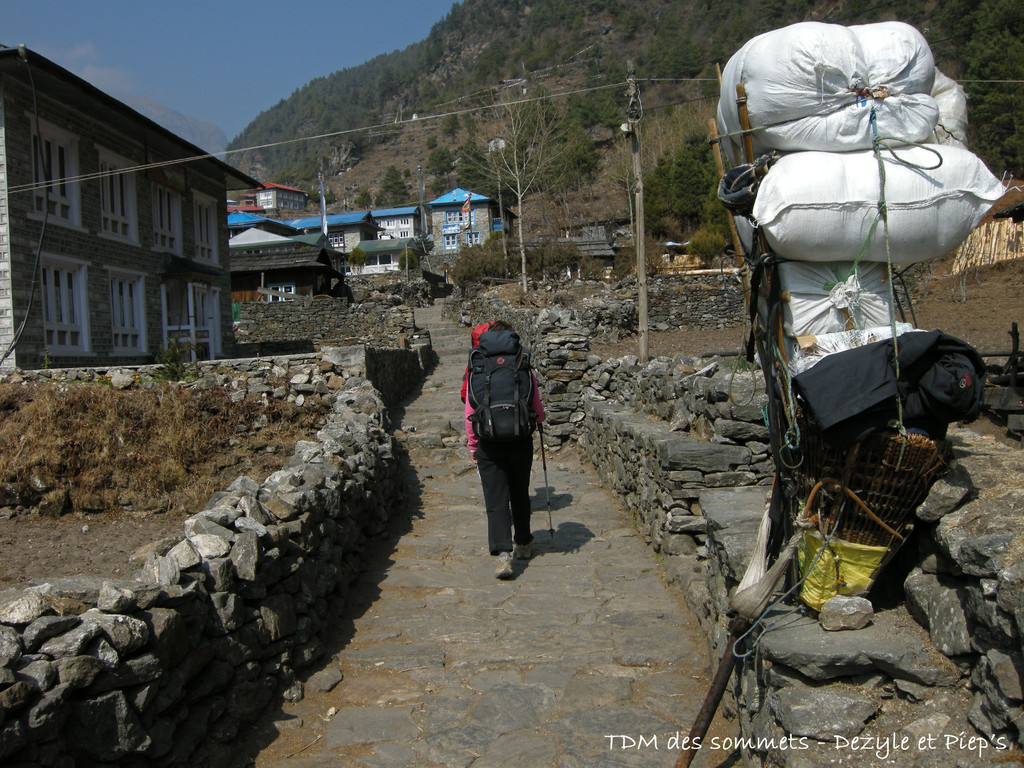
[{"xmin": 476, "ymin": 438, "xmax": 534, "ymax": 555}]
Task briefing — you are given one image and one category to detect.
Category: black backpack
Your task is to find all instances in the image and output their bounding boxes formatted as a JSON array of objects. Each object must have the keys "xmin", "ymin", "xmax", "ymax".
[{"xmin": 467, "ymin": 330, "xmax": 536, "ymax": 442}]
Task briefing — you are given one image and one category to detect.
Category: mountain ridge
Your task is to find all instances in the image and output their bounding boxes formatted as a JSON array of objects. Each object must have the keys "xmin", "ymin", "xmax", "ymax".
[{"xmin": 225, "ymin": 0, "xmax": 1023, "ymax": 235}]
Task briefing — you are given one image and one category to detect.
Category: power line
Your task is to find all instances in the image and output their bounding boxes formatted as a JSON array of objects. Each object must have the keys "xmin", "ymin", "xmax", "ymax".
[{"xmin": 8, "ymin": 80, "xmax": 627, "ymax": 196}]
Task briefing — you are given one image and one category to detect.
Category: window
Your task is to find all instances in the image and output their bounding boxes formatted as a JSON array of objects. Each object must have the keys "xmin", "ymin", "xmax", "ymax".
[
  {"xmin": 152, "ymin": 184, "xmax": 181, "ymax": 253},
  {"xmin": 41, "ymin": 257, "xmax": 88, "ymax": 352},
  {"xmin": 328, "ymin": 233, "xmax": 345, "ymax": 250},
  {"xmin": 466, "ymin": 231, "xmax": 481, "ymax": 246},
  {"xmin": 443, "ymin": 233, "xmax": 459, "ymax": 251},
  {"xmin": 445, "ymin": 210, "xmax": 471, "ymax": 225},
  {"xmin": 267, "ymin": 283, "xmax": 296, "ymax": 301},
  {"xmin": 399, "ymin": 229, "xmax": 411, "ymax": 238},
  {"xmin": 110, "ymin": 272, "xmax": 145, "ymax": 352},
  {"xmin": 193, "ymin": 193, "xmax": 217, "ymax": 263},
  {"xmin": 98, "ymin": 150, "xmax": 136, "ymax": 240},
  {"xmin": 32, "ymin": 122, "xmax": 79, "ymax": 224}
]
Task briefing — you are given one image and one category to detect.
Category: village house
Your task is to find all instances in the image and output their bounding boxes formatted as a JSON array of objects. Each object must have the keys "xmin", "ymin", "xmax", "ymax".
[
  {"xmin": 285, "ymin": 210, "xmax": 378, "ymax": 255},
  {"xmin": 254, "ymin": 181, "xmax": 309, "ymax": 213},
  {"xmin": 0, "ymin": 45, "xmax": 258, "ymax": 370},
  {"xmin": 228, "ymin": 229, "xmax": 345, "ymax": 303},
  {"xmin": 348, "ymin": 237, "xmax": 423, "ymax": 276},
  {"xmin": 370, "ymin": 205, "xmax": 425, "ymax": 241},
  {"xmin": 428, "ymin": 187, "xmax": 514, "ymax": 254}
]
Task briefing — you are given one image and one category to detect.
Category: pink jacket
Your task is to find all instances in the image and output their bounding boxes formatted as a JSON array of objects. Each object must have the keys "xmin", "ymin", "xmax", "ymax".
[{"xmin": 465, "ymin": 372, "xmax": 544, "ymax": 453}]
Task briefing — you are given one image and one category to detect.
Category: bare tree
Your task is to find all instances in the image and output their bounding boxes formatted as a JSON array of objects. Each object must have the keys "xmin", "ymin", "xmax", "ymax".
[{"xmin": 488, "ymin": 90, "xmax": 570, "ymax": 291}]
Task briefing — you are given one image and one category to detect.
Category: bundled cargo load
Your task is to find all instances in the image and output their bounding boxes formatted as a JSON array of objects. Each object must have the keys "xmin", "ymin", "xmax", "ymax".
[
  {"xmin": 930, "ymin": 69, "xmax": 969, "ymax": 148},
  {"xmin": 714, "ymin": 20, "xmax": 1001, "ymax": 621},
  {"xmin": 752, "ymin": 144, "xmax": 1005, "ymax": 263},
  {"xmin": 776, "ymin": 260, "xmax": 895, "ymax": 337},
  {"xmin": 717, "ymin": 21, "xmax": 939, "ymax": 163}
]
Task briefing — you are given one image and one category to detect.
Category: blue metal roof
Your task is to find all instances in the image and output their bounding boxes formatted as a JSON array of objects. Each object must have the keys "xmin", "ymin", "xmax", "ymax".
[
  {"xmin": 371, "ymin": 206, "xmax": 419, "ymax": 217},
  {"xmin": 284, "ymin": 211, "xmax": 375, "ymax": 230},
  {"xmin": 228, "ymin": 211, "xmax": 281, "ymax": 228},
  {"xmin": 427, "ymin": 188, "xmax": 491, "ymax": 207}
]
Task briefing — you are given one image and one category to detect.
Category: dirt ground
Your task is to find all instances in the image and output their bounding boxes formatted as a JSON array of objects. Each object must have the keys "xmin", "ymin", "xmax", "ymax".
[{"xmin": 0, "ymin": 259, "xmax": 1020, "ymax": 594}]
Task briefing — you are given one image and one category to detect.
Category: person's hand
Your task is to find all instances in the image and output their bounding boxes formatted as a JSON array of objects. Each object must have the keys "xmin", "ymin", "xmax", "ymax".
[{"xmin": 470, "ymin": 450, "xmax": 478, "ymax": 464}]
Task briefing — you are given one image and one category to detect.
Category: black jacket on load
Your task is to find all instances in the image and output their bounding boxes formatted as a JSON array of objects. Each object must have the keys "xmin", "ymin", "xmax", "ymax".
[
  {"xmin": 467, "ymin": 330, "xmax": 535, "ymax": 442},
  {"xmin": 791, "ymin": 330, "xmax": 986, "ymax": 448}
]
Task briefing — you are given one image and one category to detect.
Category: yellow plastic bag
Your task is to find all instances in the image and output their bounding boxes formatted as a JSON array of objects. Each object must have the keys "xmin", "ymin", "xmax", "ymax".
[{"xmin": 797, "ymin": 530, "xmax": 889, "ymax": 612}]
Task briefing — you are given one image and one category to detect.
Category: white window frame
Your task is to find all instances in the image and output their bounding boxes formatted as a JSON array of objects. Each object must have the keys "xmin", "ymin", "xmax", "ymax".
[
  {"xmin": 193, "ymin": 192, "xmax": 218, "ymax": 263},
  {"xmin": 32, "ymin": 120, "xmax": 80, "ymax": 225},
  {"xmin": 109, "ymin": 270, "xmax": 146, "ymax": 353},
  {"xmin": 445, "ymin": 210, "xmax": 472, "ymax": 225},
  {"xmin": 267, "ymin": 283, "xmax": 296, "ymax": 301},
  {"xmin": 443, "ymin": 233, "xmax": 459, "ymax": 251},
  {"xmin": 98, "ymin": 149, "xmax": 137, "ymax": 241},
  {"xmin": 328, "ymin": 232, "xmax": 345, "ymax": 250},
  {"xmin": 465, "ymin": 231, "xmax": 481, "ymax": 246},
  {"xmin": 152, "ymin": 183, "xmax": 181, "ymax": 254},
  {"xmin": 41, "ymin": 255, "xmax": 89, "ymax": 353}
]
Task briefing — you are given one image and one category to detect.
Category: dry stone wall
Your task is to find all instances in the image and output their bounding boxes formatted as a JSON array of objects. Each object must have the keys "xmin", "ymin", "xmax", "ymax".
[
  {"xmin": 450, "ymin": 292, "xmax": 1024, "ymax": 760},
  {"xmin": 233, "ymin": 299, "xmax": 416, "ymax": 356},
  {"xmin": 0, "ymin": 345, "xmax": 425, "ymax": 766}
]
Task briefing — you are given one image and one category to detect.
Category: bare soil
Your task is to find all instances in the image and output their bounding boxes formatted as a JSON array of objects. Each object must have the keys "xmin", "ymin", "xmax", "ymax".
[{"xmin": 0, "ymin": 259, "xmax": 1019, "ymax": 593}]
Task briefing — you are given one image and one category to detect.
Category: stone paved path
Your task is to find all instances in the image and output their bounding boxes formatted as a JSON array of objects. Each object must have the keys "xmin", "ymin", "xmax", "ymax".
[{"xmin": 245, "ymin": 305, "xmax": 730, "ymax": 768}]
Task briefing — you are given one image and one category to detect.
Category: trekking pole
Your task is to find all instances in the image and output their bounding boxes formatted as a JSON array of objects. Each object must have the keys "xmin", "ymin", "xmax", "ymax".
[{"xmin": 538, "ymin": 423, "xmax": 554, "ymax": 539}]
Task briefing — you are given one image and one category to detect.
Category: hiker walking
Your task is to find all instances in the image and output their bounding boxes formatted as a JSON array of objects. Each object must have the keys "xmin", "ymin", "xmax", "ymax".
[{"xmin": 464, "ymin": 321, "xmax": 544, "ymax": 579}]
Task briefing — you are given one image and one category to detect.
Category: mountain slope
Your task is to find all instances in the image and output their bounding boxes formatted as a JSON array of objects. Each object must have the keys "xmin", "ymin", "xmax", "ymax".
[{"xmin": 226, "ymin": 0, "xmax": 1023, "ymax": 228}]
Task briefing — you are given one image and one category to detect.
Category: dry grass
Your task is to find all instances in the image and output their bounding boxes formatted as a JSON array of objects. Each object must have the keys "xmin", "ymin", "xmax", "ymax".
[{"xmin": 0, "ymin": 382, "xmax": 328, "ymax": 517}]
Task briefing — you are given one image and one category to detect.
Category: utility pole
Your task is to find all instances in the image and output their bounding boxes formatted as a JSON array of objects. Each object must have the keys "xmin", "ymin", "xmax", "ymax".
[{"xmin": 623, "ymin": 64, "xmax": 648, "ymax": 363}]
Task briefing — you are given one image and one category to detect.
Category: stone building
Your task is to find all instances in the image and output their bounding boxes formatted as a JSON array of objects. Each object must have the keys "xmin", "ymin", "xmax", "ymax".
[
  {"xmin": 427, "ymin": 187, "xmax": 514, "ymax": 255},
  {"xmin": 0, "ymin": 45, "xmax": 257, "ymax": 370}
]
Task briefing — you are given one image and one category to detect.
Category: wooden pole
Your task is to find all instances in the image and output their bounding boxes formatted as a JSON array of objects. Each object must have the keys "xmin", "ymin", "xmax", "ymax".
[
  {"xmin": 633, "ymin": 126, "xmax": 649, "ymax": 364},
  {"xmin": 626, "ymin": 65, "xmax": 649, "ymax": 364},
  {"xmin": 709, "ymin": 118, "xmax": 745, "ymax": 258}
]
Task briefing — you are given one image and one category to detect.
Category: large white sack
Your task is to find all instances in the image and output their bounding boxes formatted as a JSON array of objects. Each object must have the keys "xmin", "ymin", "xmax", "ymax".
[
  {"xmin": 777, "ymin": 260, "xmax": 895, "ymax": 337},
  {"xmin": 753, "ymin": 144, "xmax": 1004, "ymax": 263},
  {"xmin": 930, "ymin": 69, "xmax": 969, "ymax": 148},
  {"xmin": 717, "ymin": 21, "xmax": 938, "ymax": 164}
]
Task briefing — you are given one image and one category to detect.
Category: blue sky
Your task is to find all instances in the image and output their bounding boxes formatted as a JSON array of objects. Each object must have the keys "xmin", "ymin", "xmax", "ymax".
[{"xmin": 2, "ymin": 0, "xmax": 459, "ymax": 141}]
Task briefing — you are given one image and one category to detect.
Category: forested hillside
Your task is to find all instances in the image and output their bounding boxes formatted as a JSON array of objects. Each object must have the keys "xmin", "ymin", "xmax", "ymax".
[{"xmin": 226, "ymin": 0, "xmax": 1022, "ymax": 246}]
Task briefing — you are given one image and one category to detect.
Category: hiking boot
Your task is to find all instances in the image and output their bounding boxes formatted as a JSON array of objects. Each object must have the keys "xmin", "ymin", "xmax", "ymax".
[
  {"xmin": 494, "ymin": 552, "xmax": 514, "ymax": 580},
  {"xmin": 513, "ymin": 542, "xmax": 532, "ymax": 561}
]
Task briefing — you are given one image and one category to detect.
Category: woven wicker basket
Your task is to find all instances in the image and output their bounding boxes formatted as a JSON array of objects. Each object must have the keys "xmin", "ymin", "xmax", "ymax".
[{"xmin": 792, "ymin": 424, "xmax": 952, "ymax": 550}]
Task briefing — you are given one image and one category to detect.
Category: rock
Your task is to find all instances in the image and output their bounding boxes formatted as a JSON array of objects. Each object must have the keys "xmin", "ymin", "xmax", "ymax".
[
  {"xmin": 38, "ymin": 622, "xmax": 102, "ymax": 659},
  {"xmin": 819, "ymin": 596, "xmax": 874, "ymax": 631},
  {"xmin": 97, "ymin": 583, "xmax": 137, "ymax": 613},
  {"xmin": 771, "ymin": 685, "xmax": 877, "ymax": 740},
  {"xmin": 188, "ymin": 533, "xmax": 232, "ymax": 560},
  {"xmin": 756, "ymin": 608, "xmax": 960, "ymax": 686},
  {"xmin": 56, "ymin": 655, "xmax": 106, "ymax": 689},
  {"xmin": 916, "ymin": 463, "xmax": 973, "ymax": 522},
  {"xmin": 82, "ymin": 610, "xmax": 150, "ymax": 655},
  {"xmin": 307, "ymin": 667, "xmax": 344, "ymax": 693},
  {"xmin": 67, "ymin": 690, "xmax": 151, "ymax": 760},
  {"xmin": 22, "ymin": 615, "xmax": 78, "ymax": 653},
  {"xmin": 108, "ymin": 372, "xmax": 135, "ymax": 390},
  {"xmin": 0, "ymin": 592, "xmax": 52, "ymax": 626}
]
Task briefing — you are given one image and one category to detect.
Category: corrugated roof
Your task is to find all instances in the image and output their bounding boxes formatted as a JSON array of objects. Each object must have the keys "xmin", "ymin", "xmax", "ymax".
[
  {"xmin": 261, "ymin": 182, "xmax": 307, "ymax": 194},
  {"xmin": 427, "ymin": 188, "xmax": 490, "ymax": 207},
  {"xmin": 228, "ymin": 211, "xmax": 290, "ymax": 228},
  {"xmin": 284, "ymin": 211, "xmax": 375, "ymax": 230},
  {"xmin": 371, "ymin": 206, "xmax": 420, "ymax": 217}
]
